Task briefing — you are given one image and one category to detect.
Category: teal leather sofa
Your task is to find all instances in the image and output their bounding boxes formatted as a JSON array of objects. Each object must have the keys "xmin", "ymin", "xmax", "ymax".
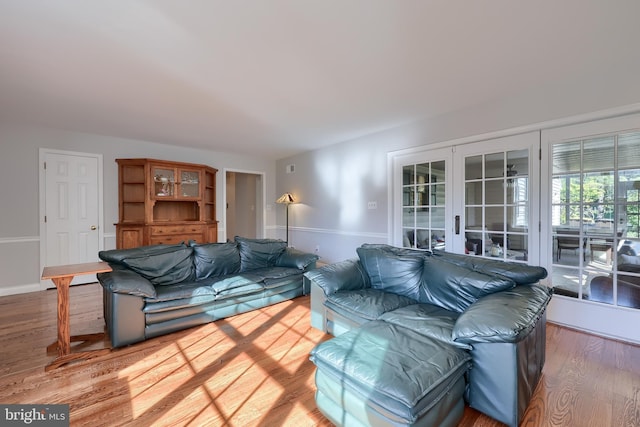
[
  {"xmin": 306, "ymin": 244, "xmax": 551, "ymax": 427},
  {"xmin": 97, "ymin": 236, "xmax": 318, "ymax": 348}
]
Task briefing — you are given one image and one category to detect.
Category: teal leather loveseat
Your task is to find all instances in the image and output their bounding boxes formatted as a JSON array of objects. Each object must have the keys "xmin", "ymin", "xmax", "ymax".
[
  {"xmin": 306, "ymin": 244, "xmax": 551, "ymax": 427},
  {"xmin": 98, "ymin": 236, "xmax": 318, "ymax": 348}
]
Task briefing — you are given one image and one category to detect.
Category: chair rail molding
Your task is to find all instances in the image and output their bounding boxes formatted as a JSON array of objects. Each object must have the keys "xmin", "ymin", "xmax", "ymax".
[
  {"xmin": 0, "ymin": 236, "xmax": 39, "ymax": 244},
  {"xmin": 290, "ymin": 225, "xmax": 387, "ymax": 240}
]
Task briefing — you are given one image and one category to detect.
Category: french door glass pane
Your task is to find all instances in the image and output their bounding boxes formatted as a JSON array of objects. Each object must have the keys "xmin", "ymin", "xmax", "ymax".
[
  {"xmin": 402, "ymin": 161, "xmax": 446, "ymax": 250},
  {"xmin": 485, "ymin": 153, "xmax": 503, "ymax": 179},
  {"xmin": 464, "ymin": 149, "xmax": 529, "ymax": 261},
  {"xmin": 403, "ymin": 165, "xmax": 415, "ymax": 185},
  {"xmin": 485, "ymin": 180, "xmax": 504, "ymax": 204},
  {"xmin": 465, "ymin": 181, "xmax": 482, "ymax": 205}
]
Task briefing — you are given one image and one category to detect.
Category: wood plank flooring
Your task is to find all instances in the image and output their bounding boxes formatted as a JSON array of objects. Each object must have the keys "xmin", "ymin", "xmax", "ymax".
[{"xmin": 0, "ymin": 283, "xmax": 638, "ymax": 426}]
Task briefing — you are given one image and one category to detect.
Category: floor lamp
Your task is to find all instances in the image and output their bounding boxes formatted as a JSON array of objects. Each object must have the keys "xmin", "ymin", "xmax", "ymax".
[{"xmin": 276, "ymin": 192, "xmax": 295, "ymax": 244}]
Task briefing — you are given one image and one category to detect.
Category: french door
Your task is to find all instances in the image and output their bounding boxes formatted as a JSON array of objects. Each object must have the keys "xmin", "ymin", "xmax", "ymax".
[
  {"xmin": 392, "ymin": 132, "xmax": 540, "ymax": 265},
  {"xmin": 452, "ymin": 132, "xmax": 540, "ymax": 263},
  {"xmin": 542, "ymin": 114, "xmax": 640, "ymax": 343},
  {"xmin": 393, "ymin": 147, "xmax": 453, "ymax": 251}
]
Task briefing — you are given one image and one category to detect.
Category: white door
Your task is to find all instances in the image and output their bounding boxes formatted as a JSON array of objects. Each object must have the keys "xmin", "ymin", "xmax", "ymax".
[
  {"xmin": 392, "ymin": 147, "xmax": 453, "ymax": 251},
  {"xmin": 40, "ymin": 150, "xmax": 103, "ymax": 288},
  {"xmin": 452, "ymin": 132, "xmax": 541, "ymax": 264},
  {"xmin": 541, "ymin": 114, "xmax": 640, "ymax": 343}
]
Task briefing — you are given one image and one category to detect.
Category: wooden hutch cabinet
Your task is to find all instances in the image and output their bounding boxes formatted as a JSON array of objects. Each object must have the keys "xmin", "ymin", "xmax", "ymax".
[{"xmin": 115, "ymin": 158, "xmax": 218, "ymax": 249}]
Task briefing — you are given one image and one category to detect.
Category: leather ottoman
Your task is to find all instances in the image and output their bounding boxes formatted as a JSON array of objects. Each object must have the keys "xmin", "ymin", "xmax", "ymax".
[{"xmin": 310, "ymin": 320, "xmax": 471, "ymax": 427}]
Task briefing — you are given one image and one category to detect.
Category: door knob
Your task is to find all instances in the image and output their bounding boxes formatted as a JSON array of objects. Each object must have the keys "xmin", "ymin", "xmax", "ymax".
[{"xmin": 90, "ymin": 226, "xmax": 97, "ymax": 230}]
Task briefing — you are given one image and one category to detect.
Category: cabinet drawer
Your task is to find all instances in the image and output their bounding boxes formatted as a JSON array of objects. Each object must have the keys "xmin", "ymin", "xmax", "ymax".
[
  {"xmin": 150, "ymin": 224, "xmax": 203, "ymax": 235},
  {"xmin": 150, "ymin": 233, "xmax": 203, "ymax": 245}
]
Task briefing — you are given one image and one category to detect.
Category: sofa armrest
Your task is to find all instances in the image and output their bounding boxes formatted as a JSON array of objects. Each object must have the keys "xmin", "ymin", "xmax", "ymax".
[
  {"xmin": 452, "ymin": 284, "xmax": 552, "ymax": 344},
  {"xmin": 303, "ymin": 258, "xmax": 370, "ymax": 296},
  {"xmin": 98, "ymin": 268, "xmax": 157, "ymax": 298},
  {"xmin": 276, "ymin": 247, "xmax": 319, "ymax": 270}
]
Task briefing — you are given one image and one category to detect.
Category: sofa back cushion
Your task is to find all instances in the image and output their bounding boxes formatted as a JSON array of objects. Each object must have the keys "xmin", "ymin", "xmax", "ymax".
[
  {"xmin": 99, "ymin": 244, "xmax": 194, "ymax": 286},
  {"xmin": 432, "ymin": 251, "xmax": 547, "ymax": 285},
  {"xmin": 192, "ymin": 242, "xmax": 241, "ymax": 279},
  {"xmin": 235, "ymin": 236, "xmax": 287, "ymax": 272},
  {"xmin": 356, "ymin": 244, "xmax": 425, "ymax": 301},
  {"xmin": 419, "ymin": 256, "xmax": 515, "ymax": 312}
]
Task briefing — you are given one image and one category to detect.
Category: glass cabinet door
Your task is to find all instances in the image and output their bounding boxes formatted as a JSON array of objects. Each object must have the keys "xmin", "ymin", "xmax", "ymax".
[
  {"xmin": 179, "ymin": 169, "xmax": 201, "ymax": 198},
  {"xmin": 152, "ymin": 167, "xmax": 175, "ymax": 197}
]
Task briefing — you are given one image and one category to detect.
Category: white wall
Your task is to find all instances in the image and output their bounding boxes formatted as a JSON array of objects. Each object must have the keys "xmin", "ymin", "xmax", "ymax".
[
  {"xmin": 0, "ymin": 124, "xmax": 276, "ymax": 295},
  {"xmin": 277, "ymin": 83, "xmax": 640, "ymax": 263}
]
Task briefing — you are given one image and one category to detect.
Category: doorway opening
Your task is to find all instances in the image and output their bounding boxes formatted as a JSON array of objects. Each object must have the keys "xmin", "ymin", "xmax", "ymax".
[{"xmin": 225, "ymin": 170, "xmax": 264, "ymax": 242}]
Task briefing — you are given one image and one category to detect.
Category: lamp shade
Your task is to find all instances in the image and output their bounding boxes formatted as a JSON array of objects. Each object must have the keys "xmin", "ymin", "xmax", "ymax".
[{"xmin": 276, "ymin": 193, "xmax": 295, "ymax": 204}]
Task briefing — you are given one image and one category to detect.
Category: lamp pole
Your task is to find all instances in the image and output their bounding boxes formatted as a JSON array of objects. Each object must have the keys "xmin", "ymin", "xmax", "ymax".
[
  {"xmin": 276, "ymin": 193, "xmax": 295, "ymax": 245},
  {"xmin": 285, "ymin": 203, "xmax": 290, "ymax": 244}
]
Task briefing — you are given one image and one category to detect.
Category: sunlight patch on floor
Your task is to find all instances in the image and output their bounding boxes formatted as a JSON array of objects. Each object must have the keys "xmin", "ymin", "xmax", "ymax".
[{"xmin": 113, "ymin": 299, "xmax": 325, "ymax": 425}]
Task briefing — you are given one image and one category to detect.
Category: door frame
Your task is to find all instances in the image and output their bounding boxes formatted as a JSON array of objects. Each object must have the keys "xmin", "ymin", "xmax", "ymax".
[{"xmin": 39, "ymin": 148, "xmax": 104, "ymax": 289}]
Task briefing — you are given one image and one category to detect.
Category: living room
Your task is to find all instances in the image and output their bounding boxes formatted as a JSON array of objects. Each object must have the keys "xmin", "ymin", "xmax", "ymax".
[{"xmin": 1, "ymin": 2, "xmax": 640, "ymax": 426}]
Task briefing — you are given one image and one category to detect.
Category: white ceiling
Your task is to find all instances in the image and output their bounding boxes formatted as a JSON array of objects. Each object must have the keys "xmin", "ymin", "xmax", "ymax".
[{"xmin": 1, "ymin": 1, "xmax": 639, "ymax": 160}]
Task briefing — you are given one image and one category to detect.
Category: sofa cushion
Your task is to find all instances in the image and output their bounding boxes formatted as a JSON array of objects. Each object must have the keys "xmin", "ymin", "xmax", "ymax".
[
  {"xmin": 235, "ymin": 236, "xmax": 287, "ymax": 272},
  {"xmin": 192, "ymin": 242, "xmax": 241, "ymax": 279},
  {"xmin": 237, "ymin": 266, "xmax": 302, "ymax": 283},
  {"xmin": 145, "ymin": 274, "xmax": 266, "ymax": 305},
  {"xmin": 99, "ymin": 244, "xmax": 194, "ymax": 286},
  {"xmin": 145, "ymin": 281, "xmax": 218, "ymax": 303},
  {"xmin": 276, "ymin": 247, "xmax": 319, "ymax": 270},
  {"xmin": 325, "ymin": 289, "xmax": 416, "ymax": 323},
  {"xmin": 432, "ymin": 251, "xmax": 547, "ymax": 285},
  {"xmin": 452, "ymin": 284, "xmax": 553, "ymax": 344},
  {"xmin": 97, "ymin": 267, "xmax": 156, "ymax": 298},
  {"xmin": 304, "ymin": 258, "xmax": 371, "ymax": 295},
  {"xmin": 379, "ymin": 304, "xmax": 469, "ymax": 350},
  {"xmin": 356, "ymin": 244, "xmax": 426, "ymax": 300},
  {"xmin": 419, "ymin": 256, "xmax": 515, "ymax": 312}
]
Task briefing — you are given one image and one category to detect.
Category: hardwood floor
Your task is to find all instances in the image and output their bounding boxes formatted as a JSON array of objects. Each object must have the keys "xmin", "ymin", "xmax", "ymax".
[{"xmin": 0, "ymin": 283, "xmax": 638, "ymax": 426}]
